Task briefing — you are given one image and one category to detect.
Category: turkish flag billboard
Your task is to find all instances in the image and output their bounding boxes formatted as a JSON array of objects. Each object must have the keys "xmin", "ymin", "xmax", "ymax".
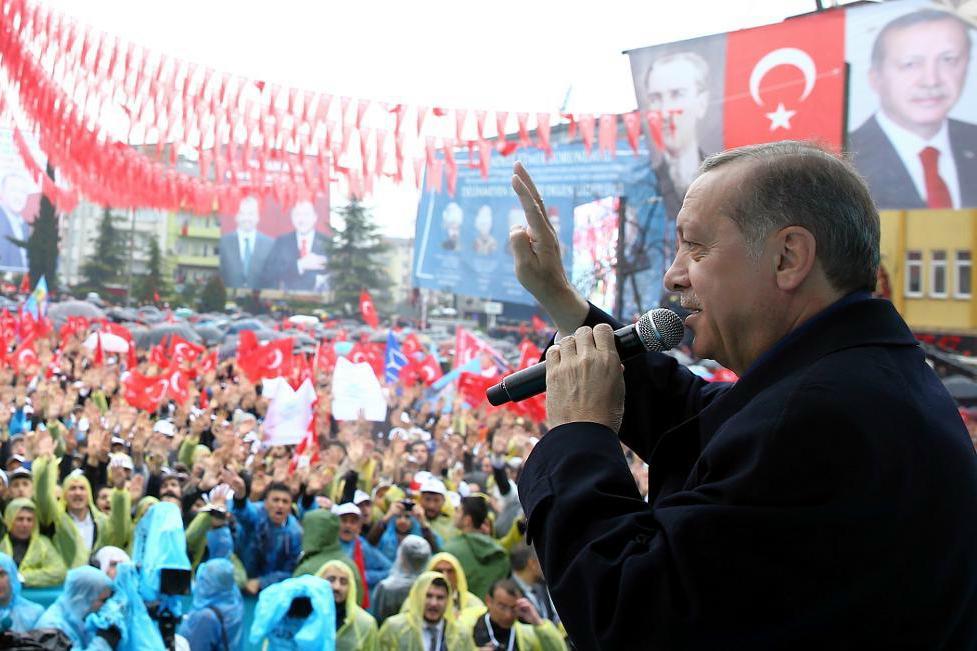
[{"xmin": 723, "ymin": 11, "xmax": 847, "ymax": 150}]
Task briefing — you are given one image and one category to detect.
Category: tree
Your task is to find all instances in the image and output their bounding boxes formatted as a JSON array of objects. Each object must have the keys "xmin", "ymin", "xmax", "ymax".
[
  {"xmin": 80, "ymin": 206, "xmax": 127, "ymax": 293},
  {"xmin": 198, "ymin": 273, "xmax": 227, "ymax": 313},
  {"xmin": 326, "ymin": 200, "xmax": 391, "ymax": 314},
  {"xmin": 133, "ymin": 238, "xmax": 169, "ymax": 304}
]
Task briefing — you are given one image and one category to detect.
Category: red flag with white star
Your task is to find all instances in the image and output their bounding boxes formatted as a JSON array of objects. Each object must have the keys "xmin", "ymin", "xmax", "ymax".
[
  {"xmin": 723, "ymin": 11, "xmax": 845, "ymax": 151},
  {"xmin": 359, "ymin": 290, "xmax": 379, "ymax": 329}
]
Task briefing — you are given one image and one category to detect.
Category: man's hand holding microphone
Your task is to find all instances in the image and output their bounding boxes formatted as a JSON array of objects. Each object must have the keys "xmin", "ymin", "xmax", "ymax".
[{"xmin": 509, "ymin": 162, "xmax": 625, "ymax": 434}]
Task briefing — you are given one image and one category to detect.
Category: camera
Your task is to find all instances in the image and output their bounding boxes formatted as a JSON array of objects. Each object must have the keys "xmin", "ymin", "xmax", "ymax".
[
  {"xmin": 159, "ymin": 568, "xmax": 191, "ymax": 595},
  {"xmin": 400, "ymin": 499, "xmax": 415, "ymax": 512},
  {"xmin": 286, "ymin": 596, "xmax": 313, "ymax": 619}
]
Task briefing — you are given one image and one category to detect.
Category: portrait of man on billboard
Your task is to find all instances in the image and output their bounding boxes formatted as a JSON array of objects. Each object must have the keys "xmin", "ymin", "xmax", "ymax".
[
  {"xmin": 628, "ymin": 34, "xmax": 726, "ymax": 222},
  {"xmin": 0, "ymin": 173, "xmax": 30, "ymax": 271},
  {"xmin": 219, "ymin": 196, "xmax": 274, "ymax": 290},
  {"xmin": 848, "ymin": 7, "xmax": 977, "ymax": 209},
  {"xmin": 261, "ymin": 199, "xmax": 330, "ymax": 292}
]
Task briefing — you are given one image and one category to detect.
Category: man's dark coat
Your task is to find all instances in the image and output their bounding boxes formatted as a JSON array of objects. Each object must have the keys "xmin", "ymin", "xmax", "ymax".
[{"xmin": 519, "ymin": 297, "xmax": 977, "ymax": 649}]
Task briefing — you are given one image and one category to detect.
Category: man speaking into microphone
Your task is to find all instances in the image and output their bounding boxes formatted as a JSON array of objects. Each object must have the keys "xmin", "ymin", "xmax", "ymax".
[{"xmin": 508, "ymin": 142, "xmax": 977, "ymax": 650}]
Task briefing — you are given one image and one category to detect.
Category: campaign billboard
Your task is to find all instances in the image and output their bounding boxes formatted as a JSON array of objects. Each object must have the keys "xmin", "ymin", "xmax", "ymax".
[
  {"xmin": 627, "ymin": 0, "xmax": 977, "ymax": 211},
  {"xmin": 413, "ymin": 140, "xmax": 668, "ymax": 317},
  {"xmin": 0, "ymin": 127, "xmax": 45, "ymax": 273},
  {"xmin": 218, "ymin": 194, "xmax": 331, "ymax": 292}
]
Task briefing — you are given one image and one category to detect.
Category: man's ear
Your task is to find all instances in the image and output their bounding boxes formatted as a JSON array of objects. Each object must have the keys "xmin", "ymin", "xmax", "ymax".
[{"xmin": 772, "ymin": 226, "xmax": 817, "ymax": 291}]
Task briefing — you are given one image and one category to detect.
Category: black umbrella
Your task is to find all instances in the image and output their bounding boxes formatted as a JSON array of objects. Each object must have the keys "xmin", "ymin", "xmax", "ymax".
[
  {"xmin": 193, "ymin": 325, "xmax": 223, "ymax": 347},
  {"xmin": 943, "ymin": 375, "xmax": 977, "ymax": 406},
  {"xmin": 135, "ymin": 323, "xmax": 203, "ymax": 349},
  {"xmin": 47, "ymin": 300, "xmax": 106, "ymax": 326}
]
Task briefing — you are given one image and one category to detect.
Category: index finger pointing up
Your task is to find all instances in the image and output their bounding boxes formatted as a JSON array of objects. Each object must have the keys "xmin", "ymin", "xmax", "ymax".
[{"xmin": 512, "ymin": 162, "xmax": 558, "ymax": 242}]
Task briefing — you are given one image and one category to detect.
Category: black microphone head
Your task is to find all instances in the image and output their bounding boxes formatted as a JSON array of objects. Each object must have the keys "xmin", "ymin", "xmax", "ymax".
[{"xmin": 636, "ymin": 308, "xmax": 684, "ymax": 352}]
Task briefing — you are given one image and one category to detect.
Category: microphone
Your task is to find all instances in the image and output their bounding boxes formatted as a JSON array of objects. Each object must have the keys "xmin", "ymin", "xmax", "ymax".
[{"xmin": 487, "ymin": 308, "xmax": 685, "ymax": 406}]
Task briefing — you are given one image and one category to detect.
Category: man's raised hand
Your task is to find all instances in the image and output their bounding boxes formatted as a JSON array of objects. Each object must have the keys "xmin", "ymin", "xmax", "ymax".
[{"xmin": 510, "ymin": 162, "xmax": 589, "ymax": 334}]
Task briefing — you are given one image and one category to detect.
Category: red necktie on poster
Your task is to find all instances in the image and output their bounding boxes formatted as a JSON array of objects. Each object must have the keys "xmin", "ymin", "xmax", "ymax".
[
  {"xmin": 919, "ymin": 147, "xmax": 952, "ymax": 209},
  {"xmin": 299, "ymin": 237, "xmax": 308, "ymax": 257}
]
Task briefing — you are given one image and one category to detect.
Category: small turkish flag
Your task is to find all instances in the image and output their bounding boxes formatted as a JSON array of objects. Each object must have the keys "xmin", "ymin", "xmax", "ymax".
[
  {"xmin": 723, "ymin": 11, "xmax": 845, "ymax": 150},
  {"xmin": 123, "ymin": 371, "xmax": 169, "ymax": 412},
  {"xmin": 360, "ymin": 290, "xmax": 379, "ymax": 329},
  {"xmin": 93, "ymin": 333, "xmax": 105, "ymax": 367},
  {"xmin": 12, "ymin": 334, "xmax": 38, "ymax": 372},
  {"xmin": 163, "ymin": 364, "xmax": 191, "ymax": 405},
  {"xmin": 237, "ymin": 337, "xmax": 294, "ymax": 383},
  {"xmin": 168, "ymin": 335, "xmax": 205, "ymax": 364}
]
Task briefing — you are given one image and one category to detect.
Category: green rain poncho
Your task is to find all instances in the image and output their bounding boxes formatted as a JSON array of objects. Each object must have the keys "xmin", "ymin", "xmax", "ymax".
[
  {"xmin": 0, "ymin": 498, "xmax": 67, "ymax": 587},
  {"xmin": 317, "ymin": 559, "xmax": 379, "ymax": 651},
  {"xmin": 293, "ymin": 509, "xmax": 365, "ymax": 601},
  {"xmin": 441, "ymin": 530, "xmax": 510, "ymax": 602},
  {"xmin": 376, "ymin": 571, "xmax": 475, "ymax": 651},
  {"xmin": 33, "ymin": 457, "xmax": 129, "ymax": 567}
]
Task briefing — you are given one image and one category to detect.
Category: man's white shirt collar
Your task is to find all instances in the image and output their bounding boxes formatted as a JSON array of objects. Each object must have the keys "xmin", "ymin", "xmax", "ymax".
[{"xmin": 874, "ymin": 110, "xmax": 960, "ymax": 208}]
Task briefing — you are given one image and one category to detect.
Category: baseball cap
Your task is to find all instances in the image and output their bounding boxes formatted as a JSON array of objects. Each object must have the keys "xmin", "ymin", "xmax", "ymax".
[
  {"xmin": 153, "ymin": 420, "xmax": 176, "ymax": 437},
  {"xmin": 332, "ymin": 502, "xmax": 362, "ymax": 518},
  {"xmin": 419, "ymin": 478, "xmax": 447, "ymax": 496},
  {"xmin": 9, "ymin": 466, "xmax": 32, "ymax": 482},
  {"xmin": 353, "ymin": 490, "xmax": 371, "ymax": 505}
]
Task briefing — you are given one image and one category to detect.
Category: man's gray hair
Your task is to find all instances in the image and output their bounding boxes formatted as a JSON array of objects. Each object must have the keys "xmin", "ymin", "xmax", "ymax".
[{"xmin": 700, "ymin": 141, "xmax": 880, "ymax": 294}]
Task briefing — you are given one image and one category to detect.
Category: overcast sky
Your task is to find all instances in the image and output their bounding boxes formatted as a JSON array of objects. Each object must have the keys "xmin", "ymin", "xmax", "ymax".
[{"xmin": 41, "ymin": 0, "xmax": 862, "ymax": 237}]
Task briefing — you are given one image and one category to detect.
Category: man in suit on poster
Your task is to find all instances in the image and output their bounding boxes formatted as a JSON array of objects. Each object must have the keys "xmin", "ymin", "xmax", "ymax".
[
  {"xmin": 0, "ymin": 174, "xmax": 30, "ymax": 271},
  {"xmin": 644, "ymin": 51, "xmax": 711, "ymax": 219},
  {"xmin": 219, "ymin": 196, "xmax": 274, "ymax": 289},
  {"xmin": 261, "ymin": 200, "xmax": 329, "ymax": 292},
  {"xmin": 849, "ymin": 8, "xmax": 977, "ymax": 209}
]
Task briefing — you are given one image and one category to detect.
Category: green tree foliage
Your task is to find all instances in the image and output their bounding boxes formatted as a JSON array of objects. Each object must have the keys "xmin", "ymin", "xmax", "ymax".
[
  {"xmin": 133, "ymin": 237, "xmax": 170, "ymax": 305},
  {"xmin": 198, "ymin": 273, "xmax": 227, "ymax": 313},
  {"xmin": 326, "ymin": 200, "xmax": 390, "ymax": 314},
  {"xmin": 80, "ymin": 206, "xmax": 128, "ymax": 292}
]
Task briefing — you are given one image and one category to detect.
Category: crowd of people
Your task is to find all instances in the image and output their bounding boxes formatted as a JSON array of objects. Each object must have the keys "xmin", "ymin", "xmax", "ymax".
[{"xmin": 0, "ymin": 309, "xmax": 583, "ymax": 650}]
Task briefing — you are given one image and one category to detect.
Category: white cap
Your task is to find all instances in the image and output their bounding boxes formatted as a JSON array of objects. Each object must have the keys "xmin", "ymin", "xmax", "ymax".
[
  {"xmin": 413, "ymin": 471, "xmax": 434, "ymax": 486},
  {"xmin": 331, "ymin": 502, "xmax": 362, "ymax": 518},
  {"xmin": 153, "ymin": 420, "xmax": 176, "ymax": 437},
  {"xmin": 109, "ymin": 453, "xmax": 134, "ymax": 471},
  {"xmin": 419, "ymin": 478, "xmax": 447, "ymax": 496},
  {"xmin": 353, "ymin": 490, "xmax": 371, "ymax": 505}
]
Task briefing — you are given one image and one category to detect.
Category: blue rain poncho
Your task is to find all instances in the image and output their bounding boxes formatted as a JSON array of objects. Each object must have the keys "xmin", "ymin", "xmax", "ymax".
[
  {"xmin": 178, "ymin": 558, "xmax": 244, "ymax": 651},
  {"xmin": 249, "ymin": 574, "xmax": 336, "ymax": 650},
  {"xmin": 34, "ymin": 565, "xmax": 115, "ymax": 651},
  {"xmin": 87, "ymin": 562, "xmax": 165, "ymax": 651},
  {"xmin": 130, "ymin": 501, "xmax": 191, "ymax": 605},
  {"xmin": 0, "ymin": 551, "xmax": 44, "ymax": 632}
]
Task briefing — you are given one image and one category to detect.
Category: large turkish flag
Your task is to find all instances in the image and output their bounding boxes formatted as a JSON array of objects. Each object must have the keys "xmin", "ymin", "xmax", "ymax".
[{"xmin": 723, "ymin": 12, "xmax": 846, "ymax": 150}]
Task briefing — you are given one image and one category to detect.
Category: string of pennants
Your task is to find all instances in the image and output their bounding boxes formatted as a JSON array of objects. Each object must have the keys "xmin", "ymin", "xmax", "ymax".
[{"xmin": 0, "ymin": 0, "xmax": 672, "ymax": 215}]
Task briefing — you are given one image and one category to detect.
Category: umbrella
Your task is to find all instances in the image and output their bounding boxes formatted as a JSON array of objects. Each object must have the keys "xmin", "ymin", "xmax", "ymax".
[
  {"xmin": 135, "ymin": 323, "xmax": 203, "ymax": 349},
  {"xmin": 943, "ymin": 375, "xmax": 977, "ymax": 406},
  {"xmin": 192, "ymin": 325, "xmax": 223, "ymax": 347},
  {"xmin": 47, "ymin": 300, "xmax": 106, "ymax": 326},
  {"xmin": 83, "ymin": 332, "xmax": 130, "ymax": 353}
]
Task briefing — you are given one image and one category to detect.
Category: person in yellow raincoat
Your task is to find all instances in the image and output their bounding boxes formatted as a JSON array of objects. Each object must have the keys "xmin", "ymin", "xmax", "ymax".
[
  {"xmin": 317, "ymin": 559, "xmax": 379, "ymax": 651},
  {"xmin": 32, "ymin": 456, "xmax": 129, "ymax": 568},
  {"xmin": 426, "ymin": 552, "xmax": 485, "ymax": 624},
  {"xmin": 0, "ymin": 498, "xmax": 67, "ymax": 587},
  {"xmin": 377, "ymin": 571, "xmax": 476, "ymax": 651},
  {"xmin": 467, "ymin": 578, "xmax": 567, "ymax": 651}
]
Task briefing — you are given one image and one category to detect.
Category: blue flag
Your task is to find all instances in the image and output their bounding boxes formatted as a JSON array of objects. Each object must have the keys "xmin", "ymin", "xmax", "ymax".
[
  {"xmin": 384, "ymin": 331, "xmax": 408, "ymax": 384},
  {"xmin": 24, "ymin": 275, "xmax": 47, "ymax": 319}
]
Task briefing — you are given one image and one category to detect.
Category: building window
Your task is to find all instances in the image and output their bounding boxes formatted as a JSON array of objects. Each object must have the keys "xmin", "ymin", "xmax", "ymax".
[
  {"xmin": 930, "ymin": 250, "xmax": 947, "ymax": 298},
  {"xmin": 955, "ymin": 250, "xmax": 972, "ymax": 299},
  {"xmin": 905, "ymin": 250, "xmax": 923, "ymax": 297}
]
